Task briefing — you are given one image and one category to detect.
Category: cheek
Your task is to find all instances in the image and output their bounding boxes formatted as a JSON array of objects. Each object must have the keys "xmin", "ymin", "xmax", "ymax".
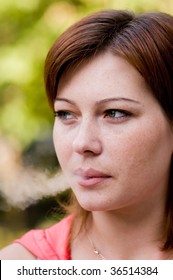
[
  {"xmin": 53, "ymin": 124, "xmax": 72, "ymax": 167},
  {"xmin": 53, "ymin": 126, "xmax": 64, "ymax": 162},
  {"xmin": 108, "ymin": 121, "xmax": 172, "ymax": 184}
]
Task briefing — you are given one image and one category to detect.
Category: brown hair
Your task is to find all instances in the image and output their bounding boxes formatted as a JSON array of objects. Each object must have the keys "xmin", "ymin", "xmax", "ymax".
[{"xmin": 44, "ymin": 9, "xmax": 173, "ymax": 250}]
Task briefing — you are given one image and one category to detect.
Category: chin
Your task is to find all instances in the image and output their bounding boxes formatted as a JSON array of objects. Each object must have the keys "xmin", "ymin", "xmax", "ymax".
[{"xmin": 78, "ymin": 200, "xmax": 111, "ymax": 212}]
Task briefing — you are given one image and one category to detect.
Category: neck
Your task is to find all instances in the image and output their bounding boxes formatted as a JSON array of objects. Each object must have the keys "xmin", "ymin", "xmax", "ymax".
[{"xmin": 87, "ymin": 203, "xmax": 167, "ymax": 259}]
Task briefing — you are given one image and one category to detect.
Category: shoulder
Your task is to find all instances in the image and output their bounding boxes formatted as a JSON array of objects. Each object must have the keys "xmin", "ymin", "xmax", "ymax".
[
  {"xmin": 0, "ymin": 243, "xmax": 36, "ymax": 260},
  {"xmin": 0, "ymin": 215, "xmax": 73, "ymax": 260},
  {"xmin": 15, "ymin": 215, "xmax": 73, "ymax": 260}
]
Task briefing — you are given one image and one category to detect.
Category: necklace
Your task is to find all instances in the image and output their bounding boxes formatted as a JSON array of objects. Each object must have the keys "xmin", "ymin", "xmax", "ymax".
[
  {"xmin": 87, "ymin": 232, "xmax": 173, "ymax": 260},
  {"xmin": 87, "ymin": 232, "xmax": 106, "ymax": 260}
]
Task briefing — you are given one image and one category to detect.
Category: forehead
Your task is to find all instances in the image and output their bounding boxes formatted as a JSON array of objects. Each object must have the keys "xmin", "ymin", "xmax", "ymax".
[{"xmin": 57, "ymin": 51, "xmax": 151, "ymax": 103}]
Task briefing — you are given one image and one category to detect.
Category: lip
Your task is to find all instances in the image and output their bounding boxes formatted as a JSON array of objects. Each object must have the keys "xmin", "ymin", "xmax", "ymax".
[{"xmin": 74, "ymin": 168, "xmax": 111, "ymax": 187}]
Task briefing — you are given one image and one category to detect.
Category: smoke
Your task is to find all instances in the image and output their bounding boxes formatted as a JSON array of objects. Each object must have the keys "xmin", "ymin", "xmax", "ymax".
[
  {"xmin": 0, "ymin": 168, "xmax": 69, "ymax": 210},
  {"xmin": 0, "ymin": 137, "xmax": 69, "ymax": 210}
]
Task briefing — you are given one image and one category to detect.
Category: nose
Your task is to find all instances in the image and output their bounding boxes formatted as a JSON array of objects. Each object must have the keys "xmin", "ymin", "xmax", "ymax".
[{"xmin": 72, "ymin": 119, "xmax": 102, "ymax": 155}]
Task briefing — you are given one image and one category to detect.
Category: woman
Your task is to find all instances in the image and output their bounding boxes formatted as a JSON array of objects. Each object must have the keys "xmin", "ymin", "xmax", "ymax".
[{"xmin": 0, "ymin": 9, "xmax": 173, "ymax": 260}]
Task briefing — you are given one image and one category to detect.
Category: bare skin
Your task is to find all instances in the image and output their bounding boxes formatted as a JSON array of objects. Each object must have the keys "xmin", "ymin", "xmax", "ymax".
[{"xmin": 0, "ymin": 243, "xmax": 36, "ymax": 260}]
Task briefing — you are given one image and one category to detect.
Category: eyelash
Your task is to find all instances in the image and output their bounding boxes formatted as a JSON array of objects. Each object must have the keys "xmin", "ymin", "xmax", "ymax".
[
  {"xmin": 54, "ymin": 110, "xmax": 73, "ymax": 120},
  {"xmin": 104, "ymin": 109, "xmax": 131, "ymax": 119},
  {"xmin": 54, "ymin": 109, "xmax": 131, "ymax": 122}
]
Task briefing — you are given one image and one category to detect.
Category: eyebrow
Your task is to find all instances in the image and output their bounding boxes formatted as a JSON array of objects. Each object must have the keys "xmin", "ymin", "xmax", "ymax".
[
  {"xmin": 54, "ymin": 98, "xmax": 76, "ymax": 105},
  {"xmin": 54, "ymin": 97, "xmax": 141, "ymax": 106},
  {"xmin": 96, "ymin": 97, "xmax": 141, "ymax": 105}
]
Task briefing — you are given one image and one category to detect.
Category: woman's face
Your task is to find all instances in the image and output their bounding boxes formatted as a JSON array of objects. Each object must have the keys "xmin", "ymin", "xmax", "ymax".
[{"xmin": 53, "ymin": 51, "xmax": 173, "ymax": 212}]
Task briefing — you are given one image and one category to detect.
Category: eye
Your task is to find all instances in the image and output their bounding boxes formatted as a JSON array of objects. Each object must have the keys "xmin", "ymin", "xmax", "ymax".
[
  {"xmin": 54, "ymin": 110, "xmax": 74, "ymax": 121},
  {"xmin": 104, "ymin": 109, "xmax": 131, "ymax": 120}
]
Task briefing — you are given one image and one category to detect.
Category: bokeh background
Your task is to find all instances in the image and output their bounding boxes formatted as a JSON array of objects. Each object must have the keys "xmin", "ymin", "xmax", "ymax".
[{"xmin": 0, "ymin": 0, "xmax": 173, "ymax": 248}]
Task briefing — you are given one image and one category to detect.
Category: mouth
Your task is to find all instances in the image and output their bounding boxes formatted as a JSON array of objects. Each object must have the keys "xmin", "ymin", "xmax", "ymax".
[{"xmin": 74, "ymin": 168, "xmax": 111, "ymax": 187}]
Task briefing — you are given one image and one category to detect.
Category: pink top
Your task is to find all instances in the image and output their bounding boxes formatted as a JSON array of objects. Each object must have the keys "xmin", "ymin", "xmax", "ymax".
[{"xmin": 14, "ymin": 215, "xmax": 73, "ymax": 260}]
